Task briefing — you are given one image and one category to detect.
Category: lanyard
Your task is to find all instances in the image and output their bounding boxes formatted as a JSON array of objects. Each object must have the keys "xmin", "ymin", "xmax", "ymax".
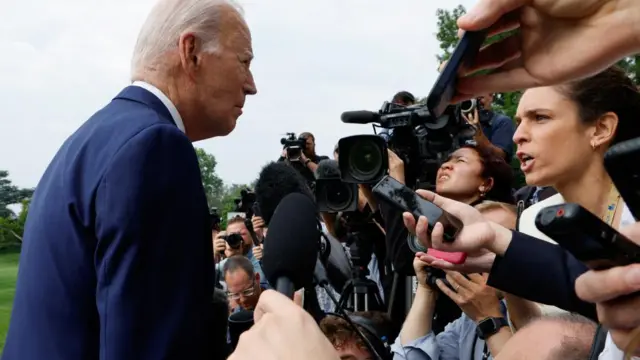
[{"xmin": 603, "ymin": 185, "xmax": 621, "ymax": 226}]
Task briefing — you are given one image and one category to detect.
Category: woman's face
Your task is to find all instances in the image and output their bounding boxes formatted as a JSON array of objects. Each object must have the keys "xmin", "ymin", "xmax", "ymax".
[
  {"xmin": 435, "ymin": 147, "xmax": 488, "ymax": 200},
  {"xmin": 514, "ymin": 87, "xmax": 595, "ymax": 187}
]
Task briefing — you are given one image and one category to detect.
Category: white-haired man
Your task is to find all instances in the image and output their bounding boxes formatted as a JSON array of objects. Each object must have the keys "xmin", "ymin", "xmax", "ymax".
[{"xmin": 3, "ymin": 1, "xmax": 256, "ymax": 359}]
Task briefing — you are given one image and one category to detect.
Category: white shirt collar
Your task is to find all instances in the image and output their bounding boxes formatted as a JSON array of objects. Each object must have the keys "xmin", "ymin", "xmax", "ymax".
[{"xmin": 132, "ymin": 81, "xmax": 185, "ymax": 133}]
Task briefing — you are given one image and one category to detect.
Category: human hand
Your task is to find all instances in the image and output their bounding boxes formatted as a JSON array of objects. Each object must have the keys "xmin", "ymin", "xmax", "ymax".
[
  {"xmin": 214, "ymin": 231, "xmax": 227, "ymax": 255},
  {"xmin": 462, "ymin": 107, "xmax": 480, "ymax": 126},
  {"xmin": 252, "ymin": 216, "xmax": 266, "ymax": 231},
  {"xmin": 252, "ymin": 244, "xmax": 264, "ymax": 261},
  {"xmin": 436, "ymin": 272, "xmax": 502, "ymax": 322},
  {"xmin": 454, "ymin": 0, "xmax": 640, "ymax": 99},
  {"xmin": 229, "ymin": 290, "xmax": 339, "ymax": 360},
  {"xmin": 413, "ymin": 256, "xmax": 438, "ymax": 294},
  {"xmin": 388, "ymin": 150, "xmax": 405, "ymax": 184},
  {"xmin": 575, "ymin": 222, "xmax": 640, "ymax": 356},
  {"xmin": 402, "ymin": 190, "xmax": 512, "ymax": 256}
]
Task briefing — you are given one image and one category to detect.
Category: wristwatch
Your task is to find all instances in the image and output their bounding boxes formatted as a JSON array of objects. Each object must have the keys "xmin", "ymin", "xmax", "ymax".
[
  {"xmin": 476, "ymin": 317, "xmax": 509, "ymax": 340},
  {"xmin": 304, "ymin": 159, "xmax": 312, "ymax": 166}
]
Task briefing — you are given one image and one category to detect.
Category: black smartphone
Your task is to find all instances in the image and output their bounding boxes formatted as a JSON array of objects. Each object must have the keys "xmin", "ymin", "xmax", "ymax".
[
  {"xmin": 426, "ymin": 30, "xmax": 487, "ymax": 118},
  {"xmin": 372, "ymin": 175, "xmax": 463, "ymax": 243},
  {"xmin": 604, "ymin": 137, "xmax": 640, "ymax": 220},
  {"xmin": 535, "ymin": 203, "xmax": 640, "ymax": 270}
]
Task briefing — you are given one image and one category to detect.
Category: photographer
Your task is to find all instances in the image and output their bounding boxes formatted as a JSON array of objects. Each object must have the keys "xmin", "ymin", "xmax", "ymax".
[
  {"xmin": 320, "ymin": 311, "xmax": 395, "ymax": 360},
  {"xmin": 379, "ymin": 91, "xmax": 417, "ymax": 142},
  {"xmin": 279, "ymin": 132, "xmax": 330, "ymax": 187},
  {"xmin": 461, "ymin": 93, "xmax": 515, "ymax": 162},
  {"xmin": 215, "ymin": 216, "xmax": 268, "ymax": 290}
]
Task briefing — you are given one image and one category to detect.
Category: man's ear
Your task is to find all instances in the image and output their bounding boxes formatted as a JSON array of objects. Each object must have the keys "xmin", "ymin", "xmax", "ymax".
[{"xmin": 178, "ymin": 32, "xmax": 200, "ymax": 77}]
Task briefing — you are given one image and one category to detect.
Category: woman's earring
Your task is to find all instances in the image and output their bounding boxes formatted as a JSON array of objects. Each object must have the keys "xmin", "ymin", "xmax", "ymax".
[{"xmin": 591, "ymin": 141, "xmax": 597, "ymax": 150}]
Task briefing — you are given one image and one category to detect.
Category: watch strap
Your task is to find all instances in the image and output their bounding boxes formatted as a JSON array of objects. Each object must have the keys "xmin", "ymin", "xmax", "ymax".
[{"xmin": 476, "ymin": 317, "xmax": 508, "ymax": 340}]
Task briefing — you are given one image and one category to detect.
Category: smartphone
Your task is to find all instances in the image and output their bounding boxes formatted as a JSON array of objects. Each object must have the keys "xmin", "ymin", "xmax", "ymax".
[
  {"xmin": 535, "ymin": 203, "xmax": 640, "ymax": 270},
  {"xmin": 426, "ymin": 30, "xmax": 488, "ymax": 118},
  {"xmin": 372, "ymin": 175, "xmax": 464, "ymax": 245},
  {"xmin": 604, "ymin": 137, "xmax": 640, "ymax": 220}
]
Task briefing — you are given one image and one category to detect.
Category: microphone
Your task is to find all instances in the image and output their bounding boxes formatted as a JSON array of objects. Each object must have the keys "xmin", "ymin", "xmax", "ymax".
[
  {"xmin": 255, "ymin": 161, "xmax": 314, "ymax": 225},
  {"xmin": 341, "ymin": 110, "xmax": 380, "ymax": 124},
  {"xmin": 315, "ymin": 159, "xmax": 341, "ymax": 180},
  {"xmin": 261, "ymin": 192, "xmax": 320, "ymax": 298},
  {"xmin": 228, "ymin": 310, "xmax": 254, "ymax": 351}
]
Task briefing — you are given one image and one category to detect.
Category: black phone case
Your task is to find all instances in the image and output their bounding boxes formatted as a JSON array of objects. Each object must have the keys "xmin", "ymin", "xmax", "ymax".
[
  {"xmin": 535, "ymin": 203, "xmax": 640, "ymax": 269},
  {"xmin": 604, "ymin": 137, "xmax": 640, "ymax": 221}
]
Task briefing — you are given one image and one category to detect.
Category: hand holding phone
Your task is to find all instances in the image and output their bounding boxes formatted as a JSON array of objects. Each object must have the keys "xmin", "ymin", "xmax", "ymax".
[
  {"xmin": 372, "ymin": 175, "xmax": 465, "ymax": 258},
  {"xmin": 535, "ymin": 203, "xmax": 640, "ymax": 270}
]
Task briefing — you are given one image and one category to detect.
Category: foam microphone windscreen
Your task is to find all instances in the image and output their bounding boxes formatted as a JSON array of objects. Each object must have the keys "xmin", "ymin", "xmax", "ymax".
[
  {"xmin": 315, "ymin": 159, "xmax": 341, "ymax": 180},
  {"xmin": 255, "ymin": 161, "xmax": 314, "ymax": 225},
  {"xmin": 341, "ymin": 110, "xmax": 380, "ymax": 124},
  {"xmin": 262, "ymin": 192, "xmax": 319, "ymax": 291}
]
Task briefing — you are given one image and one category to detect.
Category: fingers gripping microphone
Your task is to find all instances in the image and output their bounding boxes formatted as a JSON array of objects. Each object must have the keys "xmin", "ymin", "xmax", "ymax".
[
  {"xmin": 255, "ymin": 161, "xmax": 314, "ymax": 225},
  {"xmin": 261, "ymin": 193, "xmax": 320, "ymax": 298}
]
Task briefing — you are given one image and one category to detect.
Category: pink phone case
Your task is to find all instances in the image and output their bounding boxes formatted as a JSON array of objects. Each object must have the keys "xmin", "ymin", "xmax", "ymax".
[{"xmin": 427, "ymin": 248, "xmax": 467, "ymax": 265}]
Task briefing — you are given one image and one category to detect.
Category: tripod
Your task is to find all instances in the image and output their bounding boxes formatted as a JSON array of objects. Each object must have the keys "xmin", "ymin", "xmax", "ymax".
[{"xmin": 337, "ymin": 233, "xmax": 385, "ymax": 312}]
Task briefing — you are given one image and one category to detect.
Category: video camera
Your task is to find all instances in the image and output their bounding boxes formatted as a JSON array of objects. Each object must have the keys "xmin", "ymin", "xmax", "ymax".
[
  {"xmin": 210, "ymin": 207, "xmax": 221, "ymax": 232},
  {"xmin": 234, "ymin": 189, "xmax": 257, "ymax": 218},
  {"xmin": 338, "ymin": 101, "xmax": 476, "ymax": 190},
  {"xmin": 281, "ymin": 132, "xmax": 307, "ymax": 162}
]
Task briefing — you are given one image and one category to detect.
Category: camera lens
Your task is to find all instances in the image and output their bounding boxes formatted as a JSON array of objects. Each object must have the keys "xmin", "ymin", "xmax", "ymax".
[
  {"xmin": 325, "ymin": 182, "xmax": 353, "ymax": 210},
  {"xmin": 348, "ymin": 139, "xmax": 383, "ymax": 182},
  {"xmin": 407, "ymin": 232, "xmax": 428, "ymax": 253}
]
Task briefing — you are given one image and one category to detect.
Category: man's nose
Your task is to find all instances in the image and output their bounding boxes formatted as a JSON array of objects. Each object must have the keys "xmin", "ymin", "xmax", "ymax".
[{"xmin": 245, "ymin": 71, "xmax": 257, "ymax": 95}]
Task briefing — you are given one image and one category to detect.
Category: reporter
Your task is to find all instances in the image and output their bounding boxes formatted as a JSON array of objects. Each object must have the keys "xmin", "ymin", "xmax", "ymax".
[
  {"xmin": 455, "ymin": 0, "xmax": 640, "ymax": 97},
  {"xmin": 229, "ymin": 290, "xmax": 340, "ymax": 360}
]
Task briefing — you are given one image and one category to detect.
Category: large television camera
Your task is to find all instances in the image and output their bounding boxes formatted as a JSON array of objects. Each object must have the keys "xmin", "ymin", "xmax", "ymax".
[
  {"xmin": 338, "ymin": 102, "xmax": 476, "ymax": 189},
  {"xmin": 281, "ymin": 132, "xmax": 307, "ymax": 162}
]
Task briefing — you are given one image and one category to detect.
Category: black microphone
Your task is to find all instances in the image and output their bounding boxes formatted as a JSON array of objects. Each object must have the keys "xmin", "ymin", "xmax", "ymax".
[
  {"xmin": 255, "ymin": 161, "xmax": 314, "ymax": 225},
  {"xmin": 228, "ymin": 310, "xmax": 254, "ymax": 351},
  {"xmin": 341, "ymin": 110, "xmax": 380, "ymax": 124},
  {"xmin": 261, "ymin": 192, "xmax": 320, "ymax": 298}
]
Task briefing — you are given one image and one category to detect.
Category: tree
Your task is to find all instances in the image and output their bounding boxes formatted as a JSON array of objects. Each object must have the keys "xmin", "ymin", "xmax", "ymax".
[
  {"xmin": 0, "ymin": 170, "xmax": 34, "ymax": 218},
  {"xmin": 617, "ymin": 56, "xmax": 640, "ymax": 85},
  {"xmin": 0, "ymin": 198, "xmax": 30, "ymax": 250},
  {"xmin": 194, "ymin": 148, "xmax": 225, "ymax": 211},
  {"xmin": 435, "ymin": 6, "xmax": 525, "ymax": 188},
  {"xmin": 219, "ymin": 184, "xmax": 250, "ymax": 230}
]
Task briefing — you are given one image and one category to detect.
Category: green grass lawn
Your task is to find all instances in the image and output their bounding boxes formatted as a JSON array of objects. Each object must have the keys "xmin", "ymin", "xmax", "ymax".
[{"xmin": 0, "ymin": 251, "xmax": 19, "ymax": 354}]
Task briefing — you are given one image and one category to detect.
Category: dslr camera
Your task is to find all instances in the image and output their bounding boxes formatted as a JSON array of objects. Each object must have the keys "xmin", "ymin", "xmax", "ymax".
[
  {"xmin": 223, "ymin": 232, "xmax": 244, "ymax": 250},
  {"xmin": 338, "ymin": 101, "xmax": 476, "ymax": 189},
  {"xmin": 281, "ymin": 132, "xmax": 307, "ymax": 162},
  {"xmin": 234, "ymin": 189, "xmax": 257, "ymax": 218}
]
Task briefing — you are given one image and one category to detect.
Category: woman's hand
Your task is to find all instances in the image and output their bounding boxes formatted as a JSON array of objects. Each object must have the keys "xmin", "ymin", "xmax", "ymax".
[
  {"xmin": 402, "ymin": 190, "xmax": 513, "ymax": 272},
  {"xmin": 455, "ymin": 0, "xmax": 640, "ymax": 98},
  {"xmin": 437, "ymin": 272, "xmax": 503, "ymax": 322}
]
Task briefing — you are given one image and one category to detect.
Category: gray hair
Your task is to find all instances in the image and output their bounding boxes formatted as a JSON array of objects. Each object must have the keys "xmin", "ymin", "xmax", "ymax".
[{"xmin": 131, "ymin": 0, "xmax": 244, "ymax": 78}]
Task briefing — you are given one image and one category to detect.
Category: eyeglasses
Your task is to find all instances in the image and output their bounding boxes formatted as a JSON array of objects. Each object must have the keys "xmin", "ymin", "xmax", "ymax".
[{"xmin": 226, "ymin": 284, "xmax": 255, "ymax": 300}]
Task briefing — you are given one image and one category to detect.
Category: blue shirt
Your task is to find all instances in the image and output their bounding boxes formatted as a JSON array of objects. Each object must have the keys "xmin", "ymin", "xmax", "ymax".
[{"xmin": 480, "ymin": 111, "xmax": 516, "ymax": 161}]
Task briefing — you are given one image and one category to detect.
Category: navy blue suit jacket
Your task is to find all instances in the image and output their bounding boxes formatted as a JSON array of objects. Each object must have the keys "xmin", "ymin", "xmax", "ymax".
[
  {"xmin": 488, "ymin": 231, "xmax": 597, "ymax": 321},
  {"xmin": 3, "ymin": 87, "xmax": 216, "ymax": 360}
]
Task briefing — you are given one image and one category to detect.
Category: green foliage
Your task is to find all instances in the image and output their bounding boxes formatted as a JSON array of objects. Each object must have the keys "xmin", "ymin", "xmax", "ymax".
[
  {"xmin": 219, "ymin": 184, "xmax": 250, "ymax": 230},
  {"xmin": 194, "ymin": 148, "xmax": 225, "ymax": 211},
  {"xmin": 0, "ymin": 171, "xmax": 33, "ymax": 219},
  {"xmin": 616, "ymin": 56, "xmax": 640, "ymax": 85},
  {"xmin": 0, "ymin": 199, "xmax": 29, "ymax": 251}
]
